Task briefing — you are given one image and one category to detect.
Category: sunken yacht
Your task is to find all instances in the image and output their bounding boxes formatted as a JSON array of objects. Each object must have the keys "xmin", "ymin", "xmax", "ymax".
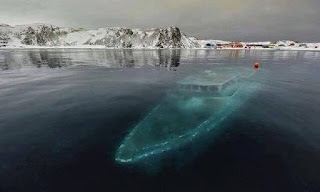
[{"xmin": 115, "ymin": 65, "xmax": 258, "ymax": 163}]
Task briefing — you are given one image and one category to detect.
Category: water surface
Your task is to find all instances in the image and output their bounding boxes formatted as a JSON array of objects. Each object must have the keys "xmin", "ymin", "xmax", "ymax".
[{"xmin": 1, "ymin": 49, "xmax": 320, "ymax": 192}]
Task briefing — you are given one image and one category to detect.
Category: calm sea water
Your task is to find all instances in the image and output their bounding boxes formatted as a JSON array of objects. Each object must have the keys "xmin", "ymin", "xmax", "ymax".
[{"xmin": 1, "ymin": 49, "xmax": 320, "ymax": 192}]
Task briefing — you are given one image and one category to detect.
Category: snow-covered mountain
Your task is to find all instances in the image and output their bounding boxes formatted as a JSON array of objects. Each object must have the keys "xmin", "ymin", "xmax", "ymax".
[{"xmin": 0, "ymin": 23, "xmax": 200, "ymax": 49}]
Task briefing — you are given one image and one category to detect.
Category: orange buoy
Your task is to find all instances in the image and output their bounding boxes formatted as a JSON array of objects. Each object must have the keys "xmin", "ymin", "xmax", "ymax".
[{"xmin": 254, "ymin": 62, "xmax": 259, "ymax": 69}]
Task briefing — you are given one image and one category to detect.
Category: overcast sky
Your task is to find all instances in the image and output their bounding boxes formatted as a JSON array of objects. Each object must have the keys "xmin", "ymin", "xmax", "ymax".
[{"xmin": 0, "ymin": 0, "xmax": 319, "ymax": 41}]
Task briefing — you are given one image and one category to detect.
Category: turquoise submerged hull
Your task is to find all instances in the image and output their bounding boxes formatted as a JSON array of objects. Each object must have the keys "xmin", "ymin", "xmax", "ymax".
[{"xmin": 115, "ymin": 66, "xmax": 258, "ymax": 163}]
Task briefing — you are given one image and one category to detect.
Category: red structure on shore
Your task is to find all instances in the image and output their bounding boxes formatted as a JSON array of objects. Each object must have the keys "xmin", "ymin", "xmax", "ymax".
[{"xmin": 227, "ymin": 42, "xmax": 244, "ymax": 48}]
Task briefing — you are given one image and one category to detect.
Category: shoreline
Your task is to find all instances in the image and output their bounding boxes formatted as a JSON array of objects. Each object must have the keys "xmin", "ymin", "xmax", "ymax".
[{"xmin": 1, "ymin": 47, "xmax": 320, "ymax": 51}]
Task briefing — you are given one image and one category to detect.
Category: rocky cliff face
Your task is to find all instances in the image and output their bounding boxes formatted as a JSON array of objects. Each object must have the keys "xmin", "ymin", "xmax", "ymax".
[
  {"xmin": 21, "ymin": 25, "xmax": 67, "ymax": 46},
  {"xmin": 155, "ymin": 27, "xmax": 182, "ymax": 48},
  {"xmin": 0, "ymin": 23, "xmax": 200, "ymax": 48}
]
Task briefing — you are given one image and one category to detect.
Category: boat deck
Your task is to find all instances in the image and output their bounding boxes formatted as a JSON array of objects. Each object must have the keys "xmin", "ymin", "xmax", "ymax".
[{"xmin": 177, "ymin": 67, "xmax": 255, "ymax": 93}]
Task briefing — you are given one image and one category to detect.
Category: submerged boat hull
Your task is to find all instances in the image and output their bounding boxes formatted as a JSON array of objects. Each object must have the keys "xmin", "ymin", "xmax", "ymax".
[{"xmin": 115, "ymin": 66, "xmax": 258, "ymax": 163}]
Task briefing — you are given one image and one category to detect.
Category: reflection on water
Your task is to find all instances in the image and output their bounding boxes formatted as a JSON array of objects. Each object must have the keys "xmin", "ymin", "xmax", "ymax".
[
  {"xmin": 0, "ymin": 49, "xmax": 182, "ymax": 70},
  {"xmin": 1, "ymin": 49, "xmax": 320, "ymax": 71}
]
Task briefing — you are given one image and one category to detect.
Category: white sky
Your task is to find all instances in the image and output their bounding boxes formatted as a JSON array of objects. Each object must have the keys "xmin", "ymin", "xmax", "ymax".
[{"xmin": 0, "ymin": 0, "xmax": 319, "ymax": 41}]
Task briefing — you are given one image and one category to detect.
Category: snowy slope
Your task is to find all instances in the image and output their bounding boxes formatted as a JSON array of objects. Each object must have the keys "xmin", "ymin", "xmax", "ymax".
[
  {"xmin": 1, "ymin": 23, "xmax": 319, "ymax": 50},
  {"xmin": 0, "ymin": 23, "xmax": 201, "ymax": 49}
]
